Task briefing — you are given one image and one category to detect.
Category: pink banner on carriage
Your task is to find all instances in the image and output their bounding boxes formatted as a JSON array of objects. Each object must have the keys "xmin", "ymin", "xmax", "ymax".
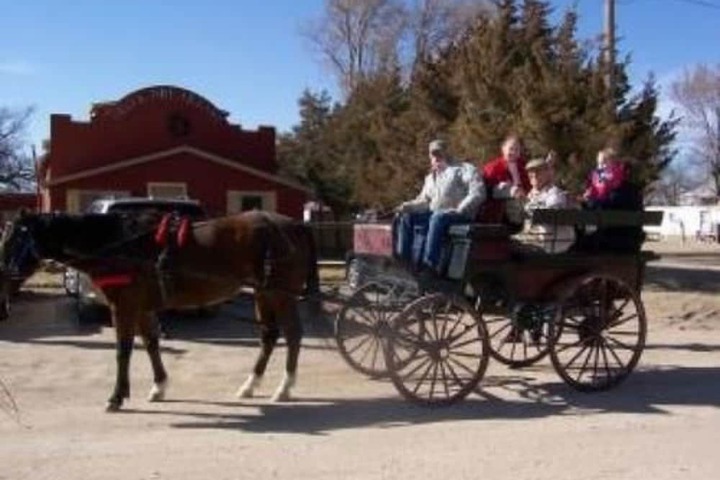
[{"xmin": 353, "ymin": 223, "xmax": 393, "ymax": 256}]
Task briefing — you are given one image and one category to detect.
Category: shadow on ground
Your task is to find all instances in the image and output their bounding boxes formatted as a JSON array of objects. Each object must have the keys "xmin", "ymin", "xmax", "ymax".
[
  {"xmin": 110, "ymin": 364, "xmax": 720, "ymax": 435},
  {"xmin": 645, "ymin": 264, "xmax": 720, "ymax": 293},
  {"xmin": 0, "ymin": 290, "xmax": 336, "ymax": 349}
]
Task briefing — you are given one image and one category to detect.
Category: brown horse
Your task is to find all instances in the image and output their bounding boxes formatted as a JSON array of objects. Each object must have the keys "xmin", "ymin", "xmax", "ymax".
[{"xmin": 0, "ymin": 210, "xmax": 319, "ymax": 411}]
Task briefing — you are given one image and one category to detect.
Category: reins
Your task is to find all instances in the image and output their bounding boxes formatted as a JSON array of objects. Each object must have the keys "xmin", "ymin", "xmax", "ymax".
[{"xmin": 51, "ymin": 216, "xmax": 329, "ymax": 300}]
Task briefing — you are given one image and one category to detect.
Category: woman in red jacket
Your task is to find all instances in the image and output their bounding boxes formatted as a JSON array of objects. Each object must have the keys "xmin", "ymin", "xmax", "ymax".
[{"xmin": 478, "ymin": 134, "xmax": 531, "ymax": 223}]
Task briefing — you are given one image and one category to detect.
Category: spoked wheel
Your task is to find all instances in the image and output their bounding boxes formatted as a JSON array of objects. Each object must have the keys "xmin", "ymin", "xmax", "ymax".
[
  {"xmin": 335, "ymin": 281, "xmax": 417, "ymax": 378},
  {"xmin": 549, "ymin": 274, "xmax": 647, "ymax": 392},
  {"xmin": 483, "ymin": 302, "xmax": 554, "ymax": 368},
  {"xmin": 385, "ymin": 293, "xmax": 490, "ymax": 406}
]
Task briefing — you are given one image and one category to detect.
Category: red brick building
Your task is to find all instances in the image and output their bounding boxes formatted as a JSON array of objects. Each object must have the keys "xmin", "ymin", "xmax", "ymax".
[{"xmin": 38, "ymin": 85, "xmax": 310, "ymax": 218}]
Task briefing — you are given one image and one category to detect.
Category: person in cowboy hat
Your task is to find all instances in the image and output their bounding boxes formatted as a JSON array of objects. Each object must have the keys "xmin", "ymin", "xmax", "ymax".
[{"xmin": 521, "ymin": 155, "xmax": 575, "ymax": 253}]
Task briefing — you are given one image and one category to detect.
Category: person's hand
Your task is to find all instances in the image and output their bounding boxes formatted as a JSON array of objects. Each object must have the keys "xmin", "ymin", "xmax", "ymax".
[
  {"xmin": 394, "ymin": 203, "xmax": 408, "ymax": 214},
  {"xmin": 511, "ymin": 186, "xmax": 526, "ymax": 200}
]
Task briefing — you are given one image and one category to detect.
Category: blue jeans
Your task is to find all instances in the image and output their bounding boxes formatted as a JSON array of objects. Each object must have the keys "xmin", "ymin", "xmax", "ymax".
[{"xmin": 394, "ymin": 210, "xmax": 470, "ymax": 271}]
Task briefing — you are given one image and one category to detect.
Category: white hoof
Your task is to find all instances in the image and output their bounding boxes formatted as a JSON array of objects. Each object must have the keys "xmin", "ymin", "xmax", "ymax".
[
  {"xmin": 271, "ymin": 373, "xmax": 296, "ymax": 402},
  {"xmin": 271, "ymin": 390, "xmax": 291, "ymax": 402},
  {"xmin": 147, "ymin": 380, "xmax": 167, "ymax": 402},
  {"xmin": 236, "ymin": 374, "xmax": 262, "ymax": 399}
]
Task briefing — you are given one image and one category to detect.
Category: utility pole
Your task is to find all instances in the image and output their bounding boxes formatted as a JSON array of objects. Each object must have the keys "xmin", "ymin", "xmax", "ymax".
[
  {"xmin": 32, "ymin": 144, "xmax": 41, "ymax": 212},
  {"xmin": 604, "ymin": 0, "xmax": 616, "ymax": 97}
]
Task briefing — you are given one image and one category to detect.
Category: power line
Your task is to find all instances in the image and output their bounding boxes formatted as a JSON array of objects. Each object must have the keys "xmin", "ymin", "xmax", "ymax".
[
  {"xmin": 612, "ymin": 0, "xmax": 720, "ymax": 9},
  {"xmin": 669, "ymin": 0, "xmax": 720, "ymax": 10}
]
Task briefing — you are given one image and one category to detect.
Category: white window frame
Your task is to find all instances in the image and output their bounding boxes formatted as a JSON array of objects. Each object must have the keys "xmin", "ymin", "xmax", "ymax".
[
  {"xmin": 147, "ymin": 182, "xmax": 188, "ymax": 199},
  {"xmin": 226, "ymin": 190, "xmax": 276, "ymax": 215}
]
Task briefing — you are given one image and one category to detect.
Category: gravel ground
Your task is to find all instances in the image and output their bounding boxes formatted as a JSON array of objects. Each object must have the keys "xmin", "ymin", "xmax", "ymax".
[{"xmin": 1, "ymin": 241, "xmax": 719, "ymax": 480}]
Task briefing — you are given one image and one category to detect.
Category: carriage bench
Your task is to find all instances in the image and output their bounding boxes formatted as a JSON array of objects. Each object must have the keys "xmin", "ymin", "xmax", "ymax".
[
  {"xmin": 528, "ymin": 208, "xmax": 664, "ymax": 229},
  {"xmin": 529, "ymin": 208, "xmax": 664, "ymax": 257},
  {"xmin": 444, "ymin": 209, "xmax": 664, "ymax": 280}
]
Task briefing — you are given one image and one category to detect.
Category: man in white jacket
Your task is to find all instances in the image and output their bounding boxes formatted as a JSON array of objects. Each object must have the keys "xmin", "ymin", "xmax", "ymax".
[{"xmin": 395, "ymin": 139, "xmax": 486, "ymax": 273}]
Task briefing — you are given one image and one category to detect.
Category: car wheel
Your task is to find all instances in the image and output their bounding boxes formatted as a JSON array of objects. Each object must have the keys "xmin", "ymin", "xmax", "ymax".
[
  {"xmin": 0, "ymin": 291, "xmax": 10, "ymax": 321},
  {"xmin": 76, "ymin": 301, "xmax": 111, "ymax": 325}
]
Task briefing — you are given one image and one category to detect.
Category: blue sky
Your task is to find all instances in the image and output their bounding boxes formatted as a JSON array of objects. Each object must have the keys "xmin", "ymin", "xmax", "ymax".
[{"xmin": 2, "ymin": 0, "xmax": 719, "ymax": 152}]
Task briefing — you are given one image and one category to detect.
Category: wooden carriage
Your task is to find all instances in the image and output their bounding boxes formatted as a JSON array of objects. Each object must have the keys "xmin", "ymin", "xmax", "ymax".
[{"xmin": 335, "ymin": 208, "xmax": 664, "ymax": 406}]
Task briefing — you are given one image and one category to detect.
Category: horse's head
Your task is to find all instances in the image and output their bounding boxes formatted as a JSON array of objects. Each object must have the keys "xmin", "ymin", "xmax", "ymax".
[{"xmin": 0, "ymin": 211, "xmax": 50, "ymax": 279}]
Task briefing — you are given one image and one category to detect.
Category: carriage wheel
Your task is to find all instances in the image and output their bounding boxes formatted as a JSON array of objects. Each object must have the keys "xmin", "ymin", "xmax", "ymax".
[
  {"xmin": 335, "ymin": 281, "xmax": 416, "ymax": 378},
  {"xmin": 385, "ymin": 293, "xmax": 489, "ymax": 406},
  {"xmin": 549, "ymin": 274, "xmax": 647, "ymax": 392},
  {"xmin": 483, "ymin": 302, "xmax": 553, "ymax": 368}
]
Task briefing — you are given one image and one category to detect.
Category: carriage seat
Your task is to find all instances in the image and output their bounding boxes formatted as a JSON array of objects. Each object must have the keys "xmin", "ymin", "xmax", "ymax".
[
  {"xmin": 442, "ymin": 223, "xmax": 513, "ymax": 279},
  {"xmin": 447, "ymin": 223, "xmax": 511, "ymax": 239},
  {"xmin": 528, "ymin": 208, "xmax": 664, "ymax": 254}
]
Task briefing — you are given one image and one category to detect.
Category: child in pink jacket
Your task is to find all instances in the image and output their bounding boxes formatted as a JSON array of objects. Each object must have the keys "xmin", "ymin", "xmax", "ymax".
[{"xmin": 583, "ymin": 147, "xmax": 626, "ymax": 207}]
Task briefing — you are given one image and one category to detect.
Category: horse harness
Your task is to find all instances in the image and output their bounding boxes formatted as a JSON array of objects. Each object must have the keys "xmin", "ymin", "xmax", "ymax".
[{"xmin": 154, "ymin": 212, "xmax": 192, "ymax": 302}]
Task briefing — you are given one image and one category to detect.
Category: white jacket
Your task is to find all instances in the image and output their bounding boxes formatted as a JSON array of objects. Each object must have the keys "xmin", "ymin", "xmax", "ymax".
[
  {"xmin": 523, "ymin": 185, "xmax": 575, "ymax": 253},
  {"xmin": 402, "ymin": 162, "xmax": 486, "ymax": 218}
]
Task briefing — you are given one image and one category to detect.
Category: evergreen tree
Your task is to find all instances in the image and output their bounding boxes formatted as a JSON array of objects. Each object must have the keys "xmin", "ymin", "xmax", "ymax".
[
  {"xmin": 277, "ymin": 90, "xmax": 353, "ymax": 214},
  {"xmin": 286, "ymin": 0, "xmax": 678, "ymax": 211}
]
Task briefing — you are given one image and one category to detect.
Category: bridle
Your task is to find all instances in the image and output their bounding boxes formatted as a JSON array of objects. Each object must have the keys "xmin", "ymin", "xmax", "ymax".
[{"xmin": 1, "ymin": 222, "xmax": 40, "ymax": 276}]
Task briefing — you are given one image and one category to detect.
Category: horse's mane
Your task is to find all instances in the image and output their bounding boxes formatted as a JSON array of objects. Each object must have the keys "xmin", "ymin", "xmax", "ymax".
[{"xmin": 35, "ymin": 212, "xmax": 160, "ymax": 261}]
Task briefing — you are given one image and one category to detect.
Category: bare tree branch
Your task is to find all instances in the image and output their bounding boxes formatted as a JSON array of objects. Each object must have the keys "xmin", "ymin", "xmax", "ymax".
[
  {"xmin": 0, "ymin": 107, "xmax": 35, "ymax": 191},
  {"xmin": 671, "ymin": 65, "xmax": 720, "ymax": 196},
  {"xmin": 303, "ymin": 0, "xmax": 490, "ymax": 94}
]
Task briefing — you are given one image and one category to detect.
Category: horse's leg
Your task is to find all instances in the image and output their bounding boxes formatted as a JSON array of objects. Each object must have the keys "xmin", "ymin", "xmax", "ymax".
[
  {"xmin": 236, "ymin": 293, "xmax": 279, "ymax": 399},
  {"xmin": 140, "ymin": 312, "xmax": 168, "ymax": 402},
  {"xmin": 272, "ymin": 296, "xmax": 303, "ymax": 402},
  {"xmin": 107, "ymin": 311, "xmax": 134, "ymax": 412}
]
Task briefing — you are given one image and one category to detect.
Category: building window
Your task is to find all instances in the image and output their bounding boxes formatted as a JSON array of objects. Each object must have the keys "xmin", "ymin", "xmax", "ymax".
[
  {"xmin": 66, "ymin": 189, "xmax": 130, "ymax": 213},
  {"xmin": 147, "ymin": 182, "xmax": 187, "ymax": 199},
  {"xmin": 227, "ymin": 191, "xmax": 276, "ymax": 215}
]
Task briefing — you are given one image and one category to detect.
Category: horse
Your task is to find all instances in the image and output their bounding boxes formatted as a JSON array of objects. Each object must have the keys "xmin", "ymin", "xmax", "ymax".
[{"xmin": 0, "ymin": 209, "xmax": 319, "ymax": 411}]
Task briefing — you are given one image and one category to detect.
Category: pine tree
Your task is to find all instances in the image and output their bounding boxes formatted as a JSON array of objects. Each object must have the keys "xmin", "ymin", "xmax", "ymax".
[{"xmin": 285, "ymin": 0, "xmax": 678, "ymax": 210}]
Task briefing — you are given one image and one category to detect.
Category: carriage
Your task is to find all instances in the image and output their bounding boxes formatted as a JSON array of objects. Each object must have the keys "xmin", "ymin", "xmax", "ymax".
[{"xmin": 334, "ymin": 208, "xmax": 664, "ymax": 406}]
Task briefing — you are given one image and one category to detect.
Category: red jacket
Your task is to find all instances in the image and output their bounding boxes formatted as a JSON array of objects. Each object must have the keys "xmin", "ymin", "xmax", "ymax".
[
  {"xmin": 584, "ymin": 162, "xmax": 626, "ymax": 203},
  {"xmin": 481, "ymin": 155, "xmax": 531, "ymax": 193},
  {"xmin": 476, "ymin": 156, "xmax": 531, "ymax": 223}
]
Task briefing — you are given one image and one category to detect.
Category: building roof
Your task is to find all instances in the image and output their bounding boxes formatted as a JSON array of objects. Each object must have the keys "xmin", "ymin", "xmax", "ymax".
[{"xmin": 45, "ymin": 145, "xmax": 312, "ymax": 194}]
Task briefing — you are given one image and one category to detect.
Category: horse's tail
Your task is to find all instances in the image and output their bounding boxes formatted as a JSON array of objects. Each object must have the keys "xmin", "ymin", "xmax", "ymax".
[{"xmin": 303, "ymin": 223, "xmax": 320, "ymax": 296}]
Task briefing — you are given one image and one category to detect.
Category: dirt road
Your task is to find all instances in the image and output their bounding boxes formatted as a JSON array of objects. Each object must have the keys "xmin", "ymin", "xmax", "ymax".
[{"xmin": 1, "ymin": 254, "xmax": 719, "ymax": 480}]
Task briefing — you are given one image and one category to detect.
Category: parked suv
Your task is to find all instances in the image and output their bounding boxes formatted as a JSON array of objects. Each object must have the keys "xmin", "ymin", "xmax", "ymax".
[{"xmin": 64, "ymin": 197, "xmax": 210, "ymax": 323}]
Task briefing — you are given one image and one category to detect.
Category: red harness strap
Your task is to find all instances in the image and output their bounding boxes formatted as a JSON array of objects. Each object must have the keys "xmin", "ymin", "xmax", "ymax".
[
  {"xmin": 154, "ymin": 214, "xmax": 171, "ymax": 246},
  {"xmin": 177, "ymin": 218, "xmax": 190, "ymax": 247},
  {"xmin": 154, "ymin": 214, "xmax": 191, "ymax": 247},
  {"xmin": 92, "ymin": 273, "xmax": 134, "ymax": 289}
]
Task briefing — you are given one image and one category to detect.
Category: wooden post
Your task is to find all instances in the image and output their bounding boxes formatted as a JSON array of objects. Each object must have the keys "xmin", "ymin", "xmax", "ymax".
[{"xmin": 604, "ymin": 0, "xmax": 616, "ymax": 97}]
